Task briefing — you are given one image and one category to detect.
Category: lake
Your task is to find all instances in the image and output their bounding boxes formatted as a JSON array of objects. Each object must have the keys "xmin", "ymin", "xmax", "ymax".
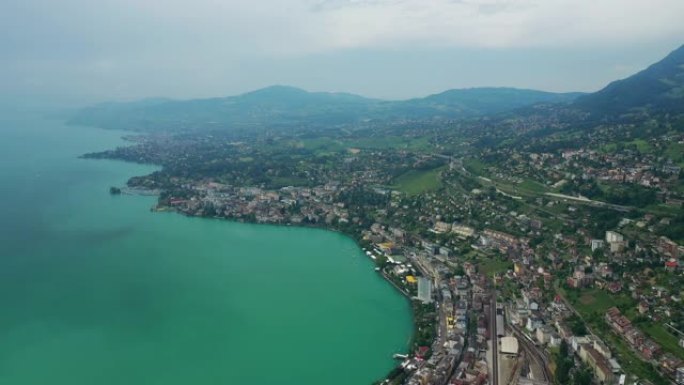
[{"xmin": 0, "ymin": 113, "xmax": 412, "ymax": 384}]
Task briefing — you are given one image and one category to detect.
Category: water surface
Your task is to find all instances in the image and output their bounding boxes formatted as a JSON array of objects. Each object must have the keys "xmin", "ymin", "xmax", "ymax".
[{"xmin": 0, "ymin": 114, "xmax": 412, "ymax": 384}]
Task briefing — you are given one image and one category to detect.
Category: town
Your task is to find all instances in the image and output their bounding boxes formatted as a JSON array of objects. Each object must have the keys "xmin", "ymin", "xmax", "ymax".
[{"xmin": 87, "ymin": 109, "xmax": 684, "ymax": 385}]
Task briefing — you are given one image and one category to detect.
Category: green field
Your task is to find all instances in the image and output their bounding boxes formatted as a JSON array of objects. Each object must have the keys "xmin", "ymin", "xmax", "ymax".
[
  {"xmin": 518, "ymin": 179, "xmax": 548, "ymax": 193},
  {"xmin": 297, "ymin": 135, "xmax": 433, "ymax": 153},
  {"xmin": 463, "ymin": 158, "xmax": 488, "ymax": 175},
  {"xmin": 392, "ymin": 166, "xmax": 445, "ymax": 196},
  {"xmin": 569, "ymin": 288, "xmax": 635, "ymax": 317},
  {"xmin": 628, "ymin": 139, "xmax": 653, "ymax": 153},
  {"xmin": 665, "ymin": 142, "xmax": 684, "ymax": 167},
  {"xmin": 602, "ymin": 139, "xmax": 654, "ymax": 154},
  {"xmin": 479, "ymin": 257, "xmax": 512, "ymax": 276}
]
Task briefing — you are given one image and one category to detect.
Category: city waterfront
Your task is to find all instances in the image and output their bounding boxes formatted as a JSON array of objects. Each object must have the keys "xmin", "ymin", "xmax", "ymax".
[{"xmin": 0, "ymin": 114, "xmax": 412, "ymax": 384}]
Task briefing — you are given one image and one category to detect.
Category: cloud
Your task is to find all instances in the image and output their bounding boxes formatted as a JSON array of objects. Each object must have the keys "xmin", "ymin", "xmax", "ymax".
[
  {"xmin": 306, "ymin": 0, "xmax": 684, "ymax": 51},
  {"xmin": 5, "ymin": 0, "xmax": 682, "ymax": 58},
  {"xmin": 1, "ymin": 0, "xmax": 682, "ymax": 101}
]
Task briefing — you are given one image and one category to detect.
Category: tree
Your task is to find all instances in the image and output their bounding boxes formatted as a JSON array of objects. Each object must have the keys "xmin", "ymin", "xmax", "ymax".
[
  {"xmin": 375, "ymin": 255, "xmax": 389, "ymax": 268},
  {"xmin": 573, "ymin": 366, "xmax": 592, "ymax": 385},
  {"xmin": 555, "ymin": 340, "xmax": 573, "ymax": 385}
]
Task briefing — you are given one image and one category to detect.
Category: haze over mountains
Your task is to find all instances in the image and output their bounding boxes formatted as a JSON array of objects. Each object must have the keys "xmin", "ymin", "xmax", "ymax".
[
  {"xmin": 72, "ymin": 44, "xmax": 684, "ymax": 133},
  {"xmin": 71, "ymin": 87, "xmax": 582, "ymax": 132}
]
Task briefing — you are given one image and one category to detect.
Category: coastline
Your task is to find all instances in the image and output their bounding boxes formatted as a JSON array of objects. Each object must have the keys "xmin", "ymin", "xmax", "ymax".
[
  {"xmin": 151, "ymin": 202, "xmax": 421, "ymax": 384},
  {"xmin": 83, "ymin": 123, "xmax": 430, "ymax": 385}
]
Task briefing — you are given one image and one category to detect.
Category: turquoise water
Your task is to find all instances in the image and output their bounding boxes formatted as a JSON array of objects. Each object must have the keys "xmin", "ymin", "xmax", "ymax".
[{"xmin": 0, "ymin": 114, "xmax": 412, "ymax": 384}]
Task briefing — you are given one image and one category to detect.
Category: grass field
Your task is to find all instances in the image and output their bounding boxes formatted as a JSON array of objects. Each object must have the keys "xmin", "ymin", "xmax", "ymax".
[
  {"xmin": 463, "ymin": 158, "xmax": 488, "ymax": 175},
  {"xmin": 479, "ymin": 257, "xmax": 512, "ymax": 276},
  {"xmin": 518, "ymin": 179, "xmax": 548, "ymax": 193},
  {"xmin": 298, "ymin": 136, "xmax": 433, "ymax": 153},
  {"xmin": 570, "ymin": 288, "xmax": 635, "ymax": 317},
  {"xmin": 628, "ymin": 139, "xmax": 653, "ymax": 153},
  {"xmin": 392, "ymin": 166, "xmax": 445, "ymax": 196},
  {"xmin": 665, "ymin": 142, "xmax": 684, "ymax": 167},
  {"xmin": 602, "ymin": 139, "xmax": 654, "ymax": 154}
]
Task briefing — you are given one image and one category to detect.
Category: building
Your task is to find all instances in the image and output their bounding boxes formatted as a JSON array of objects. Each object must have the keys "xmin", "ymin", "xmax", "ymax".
[
  {"xmin": 496, "ymin": 315, "xmax": 505, "ymax": 338},
  {"xmin": 591, "ymin": 239, "xmax": 605, "ymax": 252},
  {"xmin": 417, "ymin": 277, "xmax": 433, "ymax": 304},
  {"xmin": 452, "ymin": 224, "xmax": 476, "ymax": 238},
  {"xmin": 579, "ymin": 343, "xmax": 615, "ymax": 384},
  {"xmin": 605, "ymin": 231, "xmax": 624, "ymax": 244},
  {"xmin": 677, "ymin": 367, "xmax": 684, "ymax": 385},
  {"xmin": 500, "ymin": 336, "xmax": 519, "ymax": 356},
  {"xmin": 433, "ymin": 221, "xmax": 451, "ymax": 233}
]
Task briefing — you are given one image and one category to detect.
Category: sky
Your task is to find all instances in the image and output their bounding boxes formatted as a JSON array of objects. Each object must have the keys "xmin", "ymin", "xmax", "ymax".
[{"xmin": 1, "ymin": 0, "xmax": 683, "ymax": 105}]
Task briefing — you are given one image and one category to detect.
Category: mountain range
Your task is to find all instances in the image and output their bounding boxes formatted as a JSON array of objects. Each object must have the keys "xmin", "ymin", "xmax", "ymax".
[
  {"xmin": 70, "ymin": 87, "xmax": 582, "ymax": 132},
  {"xmin": 71, "ymin": 44, "xmax": 684, "ymax": 132}
]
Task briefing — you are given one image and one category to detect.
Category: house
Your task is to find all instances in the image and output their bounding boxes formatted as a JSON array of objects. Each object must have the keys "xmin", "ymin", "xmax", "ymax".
[
  {"xmin": 640, "ymin": 339, "xmax": 661, "ymax": 360},
  {"xmin": 452, "ymin": 225, "xmax": 476, "ymax": 238},
  {"xmin": 607, "ymin": 282, "xmax": 622, "ymax": 294},
  {"xmin": 433, "ymin": 221, "xmax": 451, "ymax": 233},
  {"xmin": 666, "ymin": 258, "xmax": 679, "ymax": 272},
  {"xmin": 526, "ymin": 316, "xmax": 543, "ymax": 332},
  {"xmin": 605, "ymin": 307, "xmax": 632, "ymax": 334},
  {"xmin": 591, "ymin": 239, "xmax": 605, "ymax": 251},
  {"xmin": 605, "ymin": 231, "xmax": 624, "ymax": 244},
  {"xmin": 549, "ymin": 333, "xmax": 562, "ymax": 347},
  {"xmin": 536, "ymin": 326, "xmax": 554, "ymax": 345}
]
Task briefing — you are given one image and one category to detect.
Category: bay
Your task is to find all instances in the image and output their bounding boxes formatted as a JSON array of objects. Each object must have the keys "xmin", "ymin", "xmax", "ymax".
[{"xmin": 0, "ymin": 113, "xmax": 412, "ymax": 385}]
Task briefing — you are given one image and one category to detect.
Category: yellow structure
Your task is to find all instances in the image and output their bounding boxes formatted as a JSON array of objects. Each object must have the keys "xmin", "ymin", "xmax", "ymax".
[{"xmin": 406, "ymin": 275, "xmax": 417, "ymax": 284}]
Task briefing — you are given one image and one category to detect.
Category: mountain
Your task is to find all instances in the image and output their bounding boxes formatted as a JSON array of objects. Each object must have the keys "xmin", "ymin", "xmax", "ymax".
[
  {"xmin": 70, "ymin": 85, "xmax": 583, "ymax": 132},
  {"xmin": 575, "ymin": 45, "xmax": 684, "ymax": 114},
  {"xmin": 401, "ymin": 88, "xmax": 582, "ymax": 116},
  {"xmin": 72, "ymin": 86, "xmax": 382, "ymax": 131}
]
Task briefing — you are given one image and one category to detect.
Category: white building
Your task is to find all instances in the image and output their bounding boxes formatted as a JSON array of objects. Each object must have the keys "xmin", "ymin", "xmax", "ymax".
[
  {"xmin": 605, "ymin": 231, "xmax": 624, "ymax": 244},
  {"xmin": 500, "ymin": 336, "xmax": 519, "ymax": 356}
]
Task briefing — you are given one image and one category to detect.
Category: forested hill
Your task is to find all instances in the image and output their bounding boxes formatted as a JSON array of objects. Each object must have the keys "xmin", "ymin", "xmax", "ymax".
[{"xmin": 575, "ymin": 44, "xmax": 684, "ymax": 115}]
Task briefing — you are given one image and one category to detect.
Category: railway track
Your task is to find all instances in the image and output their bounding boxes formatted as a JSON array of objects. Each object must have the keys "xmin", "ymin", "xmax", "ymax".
[{"xmin": 510, "ymin": 325, "xmax": 553, "ymax": 383}]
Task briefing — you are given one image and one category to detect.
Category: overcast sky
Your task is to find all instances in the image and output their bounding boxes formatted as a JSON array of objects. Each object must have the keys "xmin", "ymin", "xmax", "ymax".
[{"xmin": 2, "ymin": 0, "xmax": 683, "ymax": 105}]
